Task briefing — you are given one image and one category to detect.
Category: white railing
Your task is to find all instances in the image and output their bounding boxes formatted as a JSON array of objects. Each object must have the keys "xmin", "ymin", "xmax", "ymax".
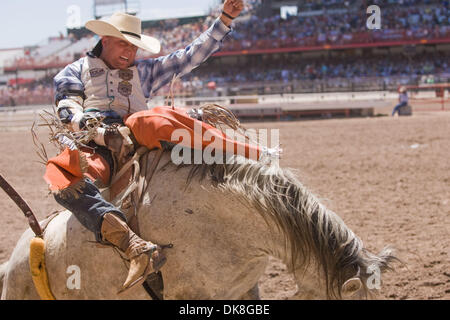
[
  {"xmin": 0, "ymin": 91, "xmax": 398, "ymax": 130},
  {"xmin": 0, "ymin": 105, "xmax": 52, "ymax": 129},
  {"xmin": 149, "ymin": 91, "xmax": 398, "ymax": 109}
]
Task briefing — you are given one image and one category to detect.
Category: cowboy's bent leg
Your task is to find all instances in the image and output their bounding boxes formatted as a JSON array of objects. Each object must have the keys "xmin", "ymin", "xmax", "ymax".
[
  {"xmin": 53, "ymin": 180, "xmax": 165, "ymax": 292},
  {"xmin": 44, "ymin": 147, "xmax": 121, "ymax": 241},
  {"xmin": 44, "ymin": 148, "xmax": 166, "ymax": 292},
  {"xmin": 53, "ymin": 178, "xmax": 126, "ymax": 242},
  {"xmin": 124, "ymin": 107, "xmax": 263, "ymax": 160}
]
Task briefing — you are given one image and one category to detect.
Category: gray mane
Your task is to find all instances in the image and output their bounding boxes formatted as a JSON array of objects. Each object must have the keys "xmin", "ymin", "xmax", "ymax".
[{"xmin": 175, "ymin": 154, "xmax": 397, "ymax": 299}]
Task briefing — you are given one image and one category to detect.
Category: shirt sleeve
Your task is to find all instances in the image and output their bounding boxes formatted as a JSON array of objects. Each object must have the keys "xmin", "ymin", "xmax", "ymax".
[
  {"xmin": 136, "ymin": 18, "xmax": 231, "ymax": 98},
  {"xmin": 53, "ymin": 57, "xmax": 85, "ymax": 103}
]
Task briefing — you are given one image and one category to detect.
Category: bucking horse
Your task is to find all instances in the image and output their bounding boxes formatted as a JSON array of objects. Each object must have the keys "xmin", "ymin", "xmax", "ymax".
[{"xmin": 0, "ymin": 143, "xmax": 397, "ymax": 299}]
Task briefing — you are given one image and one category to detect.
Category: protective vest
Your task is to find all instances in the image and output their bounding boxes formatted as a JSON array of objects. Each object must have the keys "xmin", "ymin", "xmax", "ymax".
[{"xmin": 81, "ymin": 56, "xmax": 148, "ymax": 117}]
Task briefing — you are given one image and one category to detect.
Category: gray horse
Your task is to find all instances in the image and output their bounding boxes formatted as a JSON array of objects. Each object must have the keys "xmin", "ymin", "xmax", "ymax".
[{"xmin": 1, "ymin": 151, "xmax": 397, "ymax": 299}]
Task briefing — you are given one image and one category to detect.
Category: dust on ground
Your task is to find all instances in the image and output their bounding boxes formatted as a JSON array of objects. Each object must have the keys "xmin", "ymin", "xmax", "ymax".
[{"xmin": 0, "ymin": 111, "xmax": 449, "ymax": 300}]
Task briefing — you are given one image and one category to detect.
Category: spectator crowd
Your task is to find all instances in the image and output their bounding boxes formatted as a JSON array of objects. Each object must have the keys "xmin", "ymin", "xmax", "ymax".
[
  {"xmin": 187, "ymin": 51, "xmax": 449, "ymax": 85},
  {"xmin": 0, "ymin": 74, "xmax": 55, "ymax": 107},
  {"xmin": 134, "ymin": 0, "xmax": 449, "ymax": 55},
  {"xmin": 220, "ymin": 1, "xmax": 449, "ymax": 52},
  {"xmin": 1, "ymin": 0, "xmax": 448, "ymax": 106}
]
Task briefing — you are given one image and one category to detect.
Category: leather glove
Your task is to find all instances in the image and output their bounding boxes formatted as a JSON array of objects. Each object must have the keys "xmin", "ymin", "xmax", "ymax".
[{"xmin": 102, "ymin": 125, "xmax": 134, "ymax": 156}]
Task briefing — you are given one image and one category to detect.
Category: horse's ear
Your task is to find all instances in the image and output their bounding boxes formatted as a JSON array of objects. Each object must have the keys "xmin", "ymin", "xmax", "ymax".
[{"xmin": 342, "ymin": 277, "xmax": 362, "ymax": 296}]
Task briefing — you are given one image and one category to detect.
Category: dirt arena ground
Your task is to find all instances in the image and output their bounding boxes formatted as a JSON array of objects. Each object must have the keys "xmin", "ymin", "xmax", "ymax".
[{"xmin": 0, "ymin": 110, "xmax": 449, "ymax": 300}]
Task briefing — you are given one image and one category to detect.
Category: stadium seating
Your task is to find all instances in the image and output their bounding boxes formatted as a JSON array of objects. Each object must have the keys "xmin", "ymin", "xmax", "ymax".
[
  {"xmin": 0, "ymin": 0, "xmax": 448, "ymax": 107},
  {"xmin": 52, "ymin": 36, "xmax": 99, "ymax": 62},
  {"xmin": 31, "ymin": 38, "xmax": 72, "ymax": 61}
]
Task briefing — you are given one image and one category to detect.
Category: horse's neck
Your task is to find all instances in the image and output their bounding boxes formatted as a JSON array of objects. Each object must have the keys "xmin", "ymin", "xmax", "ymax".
[
  {"xmin": 264, "ymin": 225, "xmax": 299, "ymax": 269},
  {"xmin": 135, "ymin": 161, "xmax": 285, "ymax": 298}
]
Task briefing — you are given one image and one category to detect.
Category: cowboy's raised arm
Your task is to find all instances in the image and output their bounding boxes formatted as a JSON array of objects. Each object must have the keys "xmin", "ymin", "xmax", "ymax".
[{"xmin": 137, "ymin": 0, "xmax": 244, "ymax": 97}]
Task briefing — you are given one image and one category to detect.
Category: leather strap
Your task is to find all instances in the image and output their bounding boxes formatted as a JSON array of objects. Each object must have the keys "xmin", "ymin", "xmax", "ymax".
[
  {"xmin": 120, "ymin": 30, "xmax": 141, "ymax": 39},
  {"xmin": 222, "ymin": 11, "xmax": 237, "ymax": 20},
  {"xmin": 139, "ymin": 148, "xmax": 164, "ymax": 204},
  {"xmin": 107, "ymin": 148, "xmax": 167, "ymax": 299},
  {"xmin": 129, "ymin": 148, "xmax": 164, "ymax": 235},
  {"xmin": 143, "ymin": 272, "xmax": 164, "ymax": 300},
  {"xmin": 0, "ymin": 174, "xmax": 43, "ymax": 237}
]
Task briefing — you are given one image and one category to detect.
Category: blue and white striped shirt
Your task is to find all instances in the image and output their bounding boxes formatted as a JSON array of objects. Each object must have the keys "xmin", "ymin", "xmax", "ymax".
[{"xmin": 54, "ymin": 18, "xmax": 231, "ymax": 102}]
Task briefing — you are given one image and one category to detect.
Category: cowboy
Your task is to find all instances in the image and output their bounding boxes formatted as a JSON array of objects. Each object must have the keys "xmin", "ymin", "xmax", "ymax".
[{"xmin": 43, "ymin": 2, "xmax": 264, "ymax": 294}]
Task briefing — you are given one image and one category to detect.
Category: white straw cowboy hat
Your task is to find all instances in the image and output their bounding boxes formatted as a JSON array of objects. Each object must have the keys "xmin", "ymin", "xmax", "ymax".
[{"xmin": 85, "ymin": 12, "xmax": 161, "ymax": 54}]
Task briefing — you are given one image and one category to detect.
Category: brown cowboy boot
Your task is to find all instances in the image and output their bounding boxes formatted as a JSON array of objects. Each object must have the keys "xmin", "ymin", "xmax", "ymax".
[{"xmin": 100, "ymin": 212, "xmax": 166, "ymax": 293}]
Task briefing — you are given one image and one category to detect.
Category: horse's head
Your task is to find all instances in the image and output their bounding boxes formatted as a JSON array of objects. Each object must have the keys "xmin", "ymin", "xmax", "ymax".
[
  {"xmin": 341, "ymin": 277, "xmax": 363, "ymax": 297},
  {"xmin": 335, "ymin": 246, "xmax": 399, "ymax": 299},
  {"xmin": 290, "ymin": 264, "xmax": 364, "ymax": 300},
  {"xmin": 320, "ymin": 246, "xmax": 399, "ymax": 299},
  {"xmin": 285, "ymin": 220, "xmax": 398, "ymax": 300},
  {"xmin": 291, "ymin": 255, "xmax": 392, "ymax": 300}
]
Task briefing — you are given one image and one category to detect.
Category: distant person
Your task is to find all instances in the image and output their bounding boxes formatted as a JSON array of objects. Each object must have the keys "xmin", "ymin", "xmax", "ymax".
[
  {"xmin": 9, "ymin": 96, "xmax": 16, "ymax": 107},
  {"xmin": 392, "ymin": 86, "xmax": 408, "ymax": 116}
]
